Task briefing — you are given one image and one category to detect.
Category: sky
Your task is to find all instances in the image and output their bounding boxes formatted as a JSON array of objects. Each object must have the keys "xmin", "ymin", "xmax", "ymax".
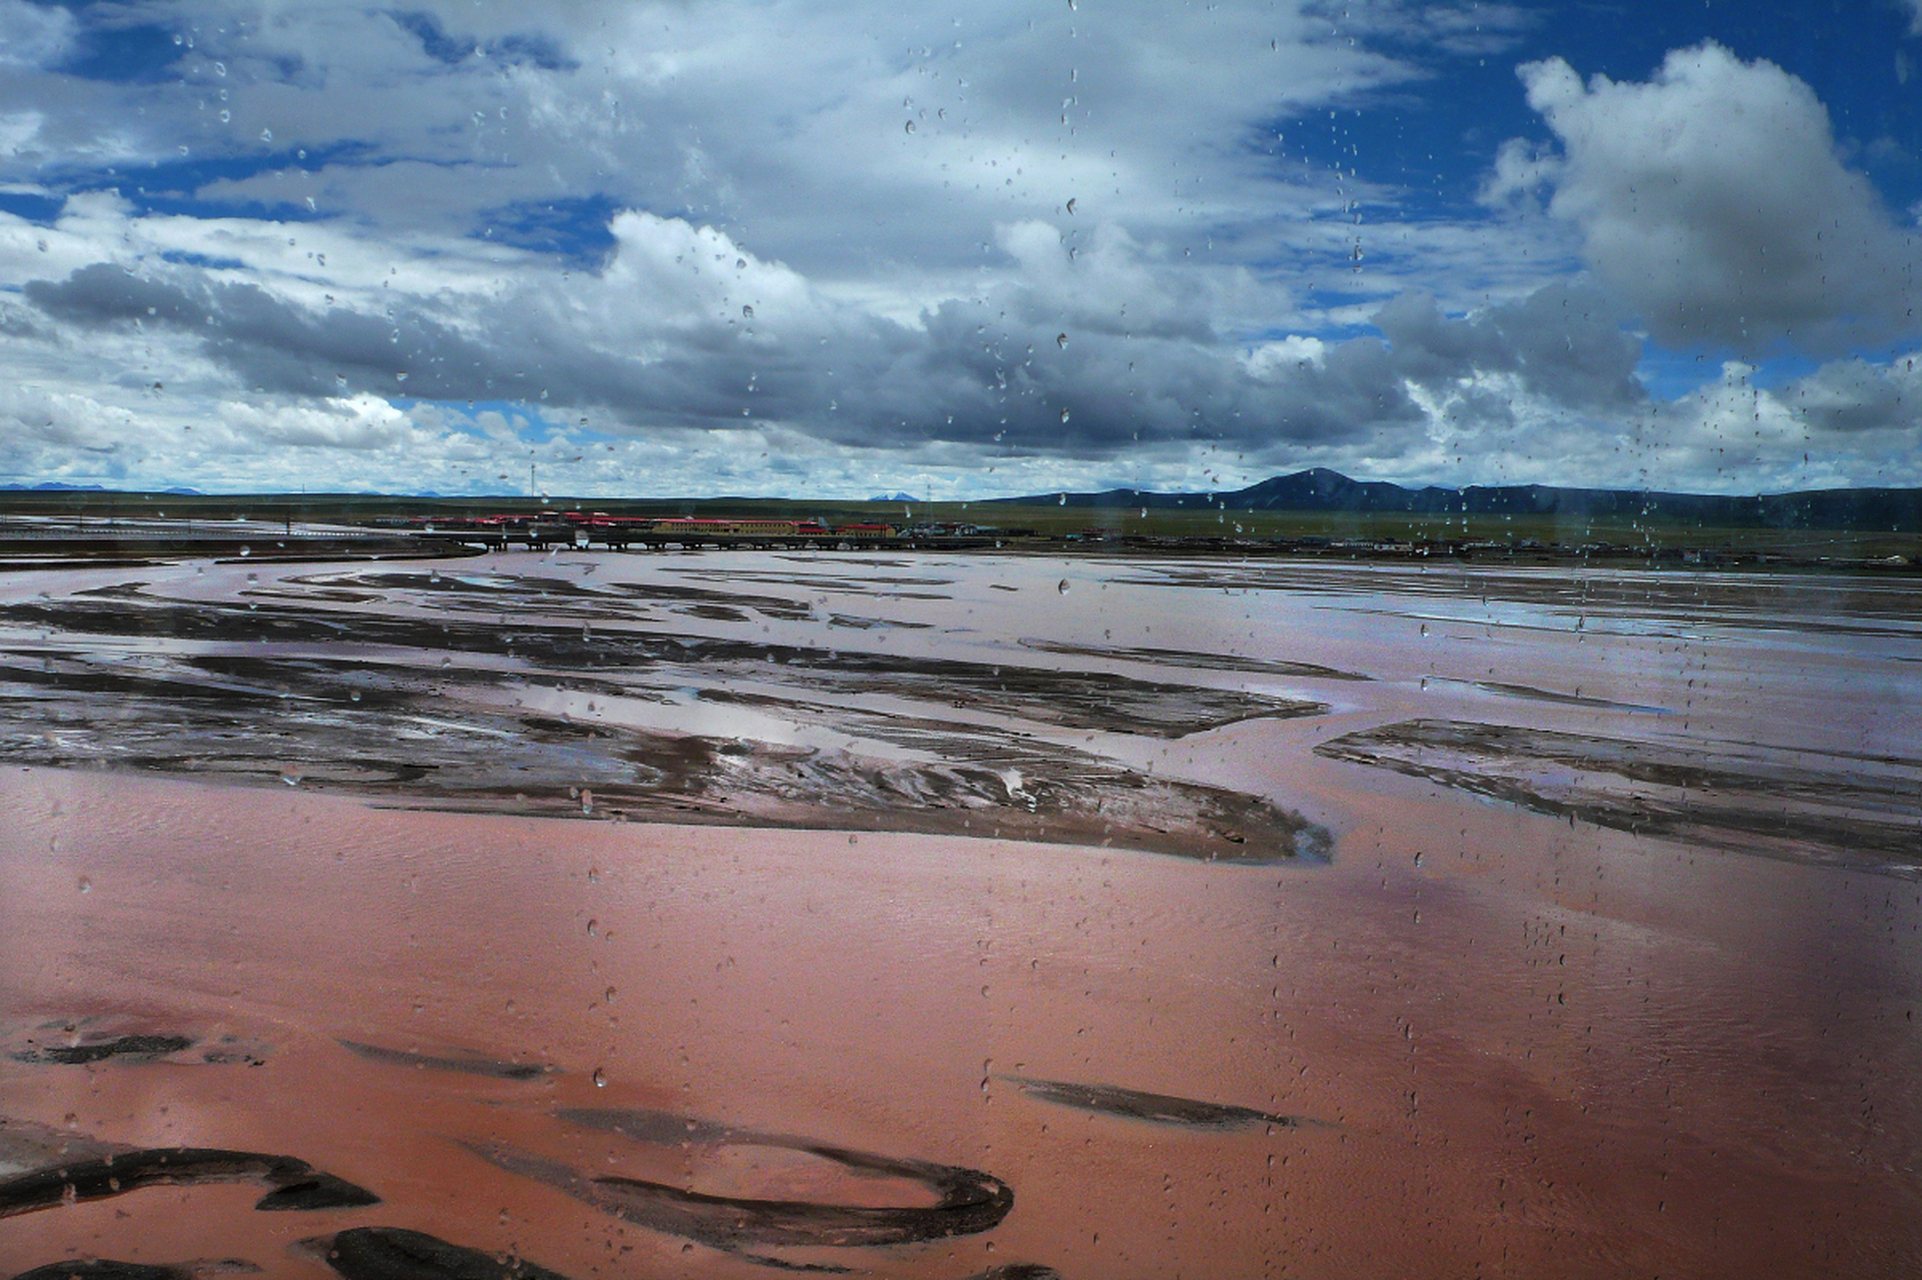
[{"xmin": 3, "ymin": 0, "xmax": 1922, "ymax": 499}]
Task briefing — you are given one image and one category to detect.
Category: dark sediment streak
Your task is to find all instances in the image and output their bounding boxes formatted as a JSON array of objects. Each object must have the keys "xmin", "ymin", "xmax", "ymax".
[
  {"xmin": 1316, "ymin": 718, "xmax": 1922, "ymax": 872},
  {"xmin": 336, "ymin": 1039, "xmax": 554, "ymax": 1081},
  {"xmin": 466, "ymin": 1144, "xmax": 1012, "ymax": 1250},
  {"xmin": 0, "ymin": 1148, "xmax": 379, "ymax": 1218},
  {"xmin": 1020, "ymin": 636, "xmax": 1368, "ymax": 683},
  {"xmin": 10, "ymin": 1264, "xmax": 193, "ymax": 1280},
  {"xmin": 465, "ymin": 1106, "xmax": 1014, "ymax": 1253},
  {"xmin": 1448, "ymin": 679, "xmax": 1668, "ymax": 714},
  {"xmin": 1004, "ymin": 1077, "xmax": 1314, "ymax": 1131},
  {"xmin": 9, "ymin": 1034, "xmax": 194, "ymax": 1065},
  {"xmin": 314, "ymin": 1227, "xmax": 570, "ymax": 1280}
]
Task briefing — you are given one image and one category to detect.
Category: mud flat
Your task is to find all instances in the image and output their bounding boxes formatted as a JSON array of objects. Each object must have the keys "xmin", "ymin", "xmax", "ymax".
[
  {"xmin": 1316, "ymin": 718, "xmax": 1922, "ymax": 874},
  {"xmin": 0, "ymin": 567, "xmax": 1331, "ymax": 863},
  {"xmin": 2, "ymin": 550, "xmax": 1920, "ymax": 1279}
]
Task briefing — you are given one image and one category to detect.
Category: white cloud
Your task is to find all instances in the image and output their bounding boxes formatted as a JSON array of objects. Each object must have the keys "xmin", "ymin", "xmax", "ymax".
[
  {"xmin": 1478, "ymin": 137, "xmax": 1561, "ymax": 213},
  {"xmin": 1518, "ymin": 42, "xmax": 1921, "ymax": 353}
]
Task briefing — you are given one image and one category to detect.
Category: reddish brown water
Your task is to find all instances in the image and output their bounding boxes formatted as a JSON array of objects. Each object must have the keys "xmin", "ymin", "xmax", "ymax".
[{"xmin": 2, "ymin": 553, "xmax": 1919, "ymax": 1279}]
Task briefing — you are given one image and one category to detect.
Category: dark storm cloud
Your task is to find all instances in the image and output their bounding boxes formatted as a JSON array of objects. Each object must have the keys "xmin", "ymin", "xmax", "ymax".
[
  {"xmin": 20, "ymin": 246, "xmax": 1443, "ymax": 459},
  {"xmin": 838, "ymin": 298, "xmax": 1425, "ymax": 453},
  {"xmin": 1374, "ymin": 282, "xmax": 1645, "ymax": 410},
  {"xmin": 1783, "ymin": 358, "xmax": 1921, "ymax": 435},
  {"xmin": 25, "ymin": 262, "xmax": 503, "ymax": 399}
]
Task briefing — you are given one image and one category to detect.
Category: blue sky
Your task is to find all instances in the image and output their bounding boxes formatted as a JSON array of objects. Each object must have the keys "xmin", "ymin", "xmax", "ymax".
[{"xmin": 1, "ymin": 0, "xmax": 1920, "ymax": 497}]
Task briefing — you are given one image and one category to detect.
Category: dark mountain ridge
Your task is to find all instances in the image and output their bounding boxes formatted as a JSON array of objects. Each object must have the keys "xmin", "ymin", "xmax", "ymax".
[{"xmin": 993, "ymin": 468, "xmax": 1922, "ymax": 532}]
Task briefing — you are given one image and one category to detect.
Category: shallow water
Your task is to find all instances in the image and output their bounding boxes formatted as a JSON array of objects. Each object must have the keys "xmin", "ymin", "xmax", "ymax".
[{"xmin": 1, "ymin": 551, "xmax": 1919, "ymax": 1278}]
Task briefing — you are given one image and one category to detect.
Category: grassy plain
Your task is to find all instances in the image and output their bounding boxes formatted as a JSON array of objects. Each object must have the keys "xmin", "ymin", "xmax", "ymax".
[{"xmin": 0, "ymin": 488, "xmax": 1915, "ymax": 562}]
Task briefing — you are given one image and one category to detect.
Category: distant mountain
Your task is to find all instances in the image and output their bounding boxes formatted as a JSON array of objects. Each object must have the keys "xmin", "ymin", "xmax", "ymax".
[
  {"xmin": 0, "ymin": 481, "xmax": 111, "ymax": 492},
  {"xmin": 870, "ymin": 492, "xmax": 918, "ymax": 503},
  {"xmin": 992, "ymin": 468, "xmax": 1922, "ymax": 532}
]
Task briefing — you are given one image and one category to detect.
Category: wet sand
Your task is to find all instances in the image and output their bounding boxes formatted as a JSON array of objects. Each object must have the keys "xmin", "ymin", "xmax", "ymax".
[{"xmin": 2, "ymin": 551, "xmax": 1920, "ymax": 1278}]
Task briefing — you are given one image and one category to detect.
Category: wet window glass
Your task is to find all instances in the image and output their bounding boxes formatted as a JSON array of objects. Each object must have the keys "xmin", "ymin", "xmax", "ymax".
[{"xmin": 1, "ymin": 3, "xmax": 1918, "ymax": 1278}]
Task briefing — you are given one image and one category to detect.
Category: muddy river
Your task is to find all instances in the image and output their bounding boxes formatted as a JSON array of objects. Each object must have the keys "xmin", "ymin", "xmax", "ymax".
[{"xmin": 1, "ymin": 550, "xmax": 1918, "ymax": 1278}]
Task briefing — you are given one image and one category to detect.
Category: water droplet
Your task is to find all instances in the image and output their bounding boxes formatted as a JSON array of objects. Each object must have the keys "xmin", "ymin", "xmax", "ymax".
[
  {"xmin": 741, "ymin": 304, "xmax": 753, "ymax": 319},
  {"xmin": 238, "ymin": 545, "xmax": 251, "ymax": 557},
  {"xmin": 259, "ymin": 127, "xmax": 273, "ymax": 143},
  {"xmin": 1059, "ymin": 408, "xmax": 1070, "ymax": 423},
  {"xmin": 604, "ymin": 985, "xmax": 617, "ymax": 1003},
  {"xmin": 214, "ymin": 61, "xmax": 227, "ymax": 76},
  {"xmin": 591, "ymin": 1067, "xmax": 606, "ymax": 1087},
  {"xmin": 904, "ymin": 120, "xmax": 916, "ymax": 134},
  {"xmin": 77, "ymin": 876, "xmax": 92, "ymax": 894},
  {"xmin": 1065, "ymin": 197, "xmax": 1077, "ymax": 215},
  {"xmin": 1055, "ymin": 332, "xmax": 1068, "ymax": 349},
  {"xmin": 218, "ymin": 109, "xmax": 231, "ymax": 124},
  {"xmin": 1057, "ymin": 578, "xmax": 1070, "ymax": 594},
  {"xmin": 586, "ymin": 918, "xmax": 598, "ymax": 937}
]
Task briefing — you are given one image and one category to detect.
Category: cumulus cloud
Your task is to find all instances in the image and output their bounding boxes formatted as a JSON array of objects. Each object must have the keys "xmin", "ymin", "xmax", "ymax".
[{"xmin": 1516, "ymin": 42, "xmax": 1922, "ymax": 353}]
